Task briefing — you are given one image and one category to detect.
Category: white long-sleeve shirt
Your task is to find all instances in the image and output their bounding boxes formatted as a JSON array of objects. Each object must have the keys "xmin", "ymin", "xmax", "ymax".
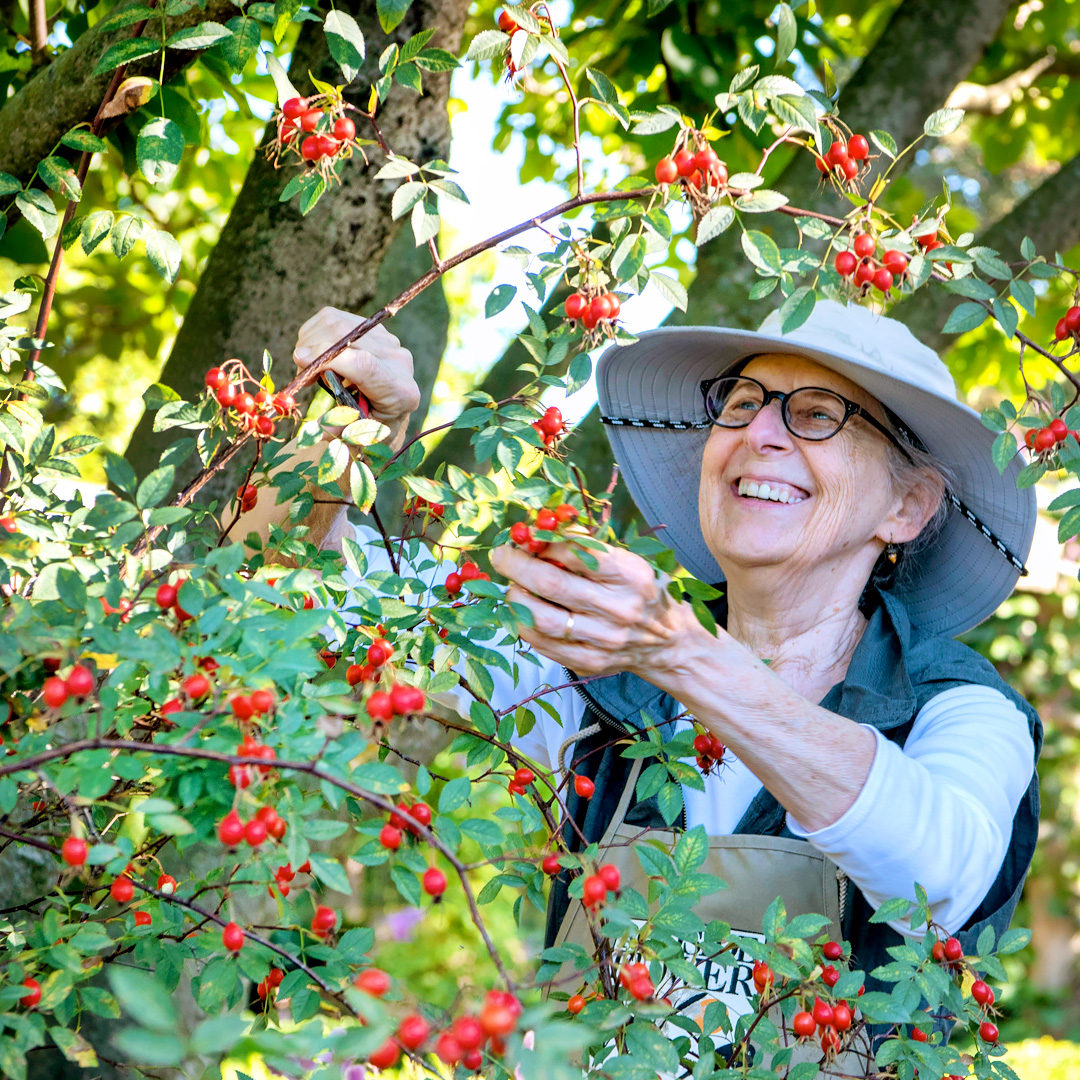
[{"xmin": 344, "ymin": 527, "xmax": 1036, "ymax": 937}]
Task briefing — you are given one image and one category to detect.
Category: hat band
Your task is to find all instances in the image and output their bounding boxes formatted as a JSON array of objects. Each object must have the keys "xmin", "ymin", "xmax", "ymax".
[{"xmin": 599, "ymin": 413, "xmax": 1029, "ymax": 578}]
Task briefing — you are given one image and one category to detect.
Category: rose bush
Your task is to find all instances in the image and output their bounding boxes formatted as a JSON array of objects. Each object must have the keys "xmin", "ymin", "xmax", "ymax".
[{"xmin": 1, "ymin": 2, "xmax": 1076, "ymax": 1078}]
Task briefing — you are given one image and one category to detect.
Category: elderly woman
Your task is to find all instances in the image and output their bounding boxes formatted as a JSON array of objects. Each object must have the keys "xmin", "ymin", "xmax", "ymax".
[{"xmin": 280, "ymin": 298, "xmax": 1040, "ymax": 1036}]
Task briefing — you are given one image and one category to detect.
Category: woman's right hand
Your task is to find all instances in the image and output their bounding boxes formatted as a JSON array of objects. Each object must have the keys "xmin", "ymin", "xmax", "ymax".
[{"xmin": 293, "ymin": 307, "xmax": 420, "ymax": 445}]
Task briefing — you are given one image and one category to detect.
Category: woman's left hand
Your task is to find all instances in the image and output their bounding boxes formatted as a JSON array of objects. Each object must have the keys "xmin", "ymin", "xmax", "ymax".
[{"xmin": 489, "ymin": 538, "xmax": 704, "ymax": 679}]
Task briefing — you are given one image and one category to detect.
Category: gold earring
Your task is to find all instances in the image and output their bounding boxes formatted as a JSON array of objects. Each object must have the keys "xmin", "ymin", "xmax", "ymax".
[{"xmin": 885, "ymin": 542, "xmax": 899, "ymax": 565}]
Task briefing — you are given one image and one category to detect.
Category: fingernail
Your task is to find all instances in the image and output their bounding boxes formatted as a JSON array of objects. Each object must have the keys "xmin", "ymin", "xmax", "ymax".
[{"xmin": 295, "ymin": 347, "xmax": 310, "ymax": 361}]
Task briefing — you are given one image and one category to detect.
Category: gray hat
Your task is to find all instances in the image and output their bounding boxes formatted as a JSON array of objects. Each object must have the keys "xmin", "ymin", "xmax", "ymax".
[{"xmin": 595, "ymin": 299, "xmax": 1035, "ymax": 638}]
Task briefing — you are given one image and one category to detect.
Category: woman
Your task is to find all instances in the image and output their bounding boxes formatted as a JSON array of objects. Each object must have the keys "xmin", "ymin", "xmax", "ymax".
[{"xmin": 284, "ymin": 299, "xmax": 1040, "ymax": 1047}]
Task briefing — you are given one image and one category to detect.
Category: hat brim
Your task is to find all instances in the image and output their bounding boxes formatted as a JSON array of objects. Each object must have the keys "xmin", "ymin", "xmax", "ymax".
[{"xmin": 596, "ymin": 326, "xmax": 1036, "ymax": 639}]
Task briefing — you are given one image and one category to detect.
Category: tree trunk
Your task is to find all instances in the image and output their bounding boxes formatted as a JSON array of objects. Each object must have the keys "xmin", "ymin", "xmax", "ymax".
[
  {"xmin": 123, "ymin": 0, "xmax": 469, "ymax": 499},
  {"xmin": 0, "ymin": 0, "xmax": 237, "ymax": 184}
]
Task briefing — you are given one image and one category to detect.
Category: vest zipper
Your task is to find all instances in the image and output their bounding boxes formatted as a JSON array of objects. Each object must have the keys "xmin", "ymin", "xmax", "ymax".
[{"xmin": 563, "ymin": 669, "xmax": 688, "ymax": 832}]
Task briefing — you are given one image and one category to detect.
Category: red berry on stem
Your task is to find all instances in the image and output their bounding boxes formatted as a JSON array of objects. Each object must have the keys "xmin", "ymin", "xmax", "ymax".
[
  {"xmin": 567, "ymin": 994, "xmax": 586, "ymax": 1015},
  {"xmin": 882, "ymin": 250, "xmax": 908, "ymax": 275},
  {"xmin": 183, "ymin": 674, "xmax": 210, "ymax": 699},
  {"xmin": 368, "ymin": 1039, "xmax": 400, "ymax": 1069},
  {"xmin": 20, "ymin": 978, "xmax": 42, "ymax": 1008},
  {"xmin": 205, "ymin": 367, "xmax": 227, "ymax": 390},
  {"xmin": 510, "ymin": 521, "xmax": 532, "ymax": 545},
  {"xmin": 588, "ymin": 294, "xmax": 613, "ymax": 322},
  {"xmin": 832, "ymin": 1002, "xmax": 852, "ymax": 1031},
  {"xmin": 61, "ymin": 835, "xmax": 87, "ymax": 866},
  {"xmin": 835, "ymin": 251, "xmax": 857, "ymax": 277},
  {"xmin": 155, "ymin": 583, "xmax": 177, "ymax": 609},
  {"xmin": 366, "ymin": 691, "xmax": 394, "ymax": 722},
  {"xmin": 792, "ymin": 1011, "xmax": 816, "ymax": 1038},
  {"xmin": 134, "ymin": 910, "xmax": 152, "ymax": 927},
  {"xmin": 598, "ymin": 863, "xmax": 621, "ymax": 891},
  {"xmin": 842, "ymin": 157, "xmax": 859, "ymax": 180},
  {"xmin": 217, "ymin": 811, "xmax": 244, "ymax": 846},
  {"xmin": 582, "ymin": 874, "xmax": 607, "ymax": 908},
  {"xmin": 932, "ymin": 940, "xmax": 946, "ymax": 962},
  {"xmin": 971, "ymin": 979, "xmax": 993, "ymax": 1005},
  {"xmin": 380, "ymin": 824, "xmax": 402, "ymax": 850},
  {"xmin": 497, "ymin": 9, "xmax": 519, "ymax": 33},
  {"xmin": 300, "ymin": 108, "xmax": 323, "ymax": 132},
  {"xmin": 250, "ymin": 688, "xmax": 275, "ymax": 714},
  {"xmin": 853, "ymin": 233, "xmax": 875, "ymax": 258},
  {"xmin": 355, "ymin": 968, "xmax": 391, "ymax": 996},
  {"xmin": 398, "ymin": 1014, "xmax": 430, "ymax": 1050},
  {"xmin": 43, "ymin": 676, "xmax": 69, "ymax": 708},
  {"xmin": 422, "ymin": 866, "xmax": 447, "ymax": 897},
  {"xmin": 603, "ymin": 292, "xmax": 621, "ymax": 318},
  {"xmin": 538, "ymin": 406, "xmax": 564, "ymax": 437},
  {"xmin": 514, "ymin": 767, "xmax": 535, "ymax": 786},
  {"xmin": 1033, "ymin": 428, "xmax": 1056, "ymax": 453},
  {"xmin": 979, "ymin": 1020, "xmax": 999, "ymax": 1044},
  {"xmin": 1065, "ymin": 305, "xmax": 1080, "ymax": 333},
  {"xmin": 673, "ymin": 148, "xmax": 696, "ymax": 177},
  {"xmin": 1050, "ymin": 418, "xmax": 1069, "ymax": 442},
  {"xmin": 312, "ymin": 904, "xmax": 337, "ymax": 936},
  {"xmin": 872, "ymin": 268, "xmax": 894, "ymax": 293},
  {"xmin": 301, "ymin": 135, "xmax": 321, "ymax": 161},
  {"xmin": 444, "ymin": 571, "xmax": 463, "ymax": 596},
  {"xmin": 825, "ymin": 142, "xmax": 848, "ymax": 168},
  {"xmin": 536, "ymin": 508, "xmax": 558, "ymax": 531},
  {"xmin": 111, "ymin": 876, "xmax": 134, "ymax": 903},
  {"xmin": 333, "ymin": 116, "xmax": 355, "ymax": 141},
  {"xmin": 564, "ymin": 293, "xmax": 588, "ymax": 320},
  {"xmin": 574, "ymin": 774, "xmax": 595, "ymax": 799},
  {"xmin": 244, "ymin": 818, "xmax": 267, "ymax": 846},
  {"xmin": 821, "ymin": 964, "xmax": 840, "ymax": 987},
  {"xmin": 847, "ymin": 134, "xmax": 869, "ymax": 160},
  {"xmin": 943, "ymin": 936, "xmax": 963, "ymax": 961},
  {"xmin": 822, "ymin": 940, "xmax": 843, "ymax": 961},
  {"xmin": 555, "ymin": 503, "xmax": 578, "ymax": 522},
  {"xmin": 217, "ymin": 384, "xmax": 238, "ymax": 407},
  {"xmin": 158, "ymin": 873, "xmax": 177, "ymax": 894},
  {"xmin": 283, "ymin": 97, "xmax": 305, "ymax": 120},
  {"xmin": 222, "ymin": 921, "xmax": 245, "ymax": 951},
  {"xmin": 655, "ymin": 157, "xmax": 678, "ymax": 184},
  {"xmin": 541, "ymin": 853, "xmax": 560, "ymax": 875},
  {"xmin": 1055, "ymin": 318, "xmax": 1068, "ymax": 340},
  {"xmin": 812, "ymin": 997, "xmax": 834, "ymax": 1027},
  {"xmin": 855, "ymin": 260, "xmax": 876, "ymax": 287},
  {"xmin": 316, "ymin": 133, "xmax": 339, "ymax": 158}
]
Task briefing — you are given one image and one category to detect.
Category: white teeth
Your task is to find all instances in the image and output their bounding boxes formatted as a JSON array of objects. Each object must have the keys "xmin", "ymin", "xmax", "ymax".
[{"xmin": 737, "ymin": 478, "xmax": 806, "ymax": 504}]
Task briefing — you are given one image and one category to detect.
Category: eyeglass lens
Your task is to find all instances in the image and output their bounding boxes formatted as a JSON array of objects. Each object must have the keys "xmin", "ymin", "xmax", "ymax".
[{"xmin": 705, "ymin": 377, "xmax": 849, "ymax": 440}]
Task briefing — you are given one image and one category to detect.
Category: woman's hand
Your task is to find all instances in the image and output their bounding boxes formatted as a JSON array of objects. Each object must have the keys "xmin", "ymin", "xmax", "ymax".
[
  {"xmin": 294, "ymin": 307, "xmax": 421, "ymax": 449},
  {"xmin": 489, "ymin": 538, "xmax": 708, "ymax": 681}
]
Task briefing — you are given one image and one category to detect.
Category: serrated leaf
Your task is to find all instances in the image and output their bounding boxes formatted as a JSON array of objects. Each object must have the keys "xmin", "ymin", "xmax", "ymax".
[
  {"xmin": 377, "ymin": 0, "xmax": 412, "ymax": 32},
  {"xmin": 166, "ymin": 22, "xmax": 233, "ymax": 49},
  {"xmin": 735, "ymin": 189, "xmax": 788, "ymax": 213},
  {"xmin": 298, "ymin": 174, "xmax": 326, "ymax": 215},
  {"xmin": 0, "ymin": 171, "xmax": 20, "ymax": 195},
  {"xmin": 145, "ymin": 229, "xmax": 182, "ymax": 282},
  {"xmin": 92, "ymin": 36, "xmax": 161, "ymax": 75},
  {"xmin": 464, "ymin": 29, "xmax": 507, "ymax": 62},
  {"xmin": 110, "ymin": 216, "xmax": 147, "ymax": 258},
  {"xmin": 778, "ymin": 286, "xmax": 815, "ymax": 332},
  {"xmin": 413, "ymin": 48, "xmax": 459, "ymax": 72},
  {"xmin": 632, "ymin": 107, "xmax": 680, "ymax": 135},
  {"xmin": 16, "ymin": 189, "xmax": 59, "ymax": 239},
  {"xmin": 696, "ymin": 205, "xmax": 734, "ymax": 247},
  {"xmin": 318, "ymin": 439, "xmax": 350, "ymax": 484},
  {"xmin": 374, "ymin": 156, "xmax": 420, "ymax": 180},
  {"xmin": 137, "ymin": 464, "xmax": 175, "ymax": 509},
  {"xmin": 108, "ymin": 967, "xmax": 178, "ymax": 1033},
  {"xmin": 941, "ymin": 301, "xmax": 987, "ymax": 335},
  {"xmin": 649, "ymin": 271, "xmax": 687, "ymax": 311},
  {"xmin": 585, "ymin": 67, "xmax": 619, "ymax": 105},
  {"xmin": 774, "ymin": 3, "xmax": 797, "ymax": 68},
  {"xmin": 391, "ymin": 181, "xmax": 426, "ymax": 220},
  {"xmin": 348, "ymin": 459, "xmax": 377, "ymax": 512},
  {"xmin": 923, "ymin": 108, "xmax": 965, "ymax": 137},
  {"xmin": 325, "ymin": 9, "xmax": 365, "ymax": 82},
  {"xmin": 410, "ymin": 200, "xmax": 439, "ymax": 246},
  {"xmin": 95, "ymin": 4, "xmax": 156, "ymax": 31},
  {"xmin": 35, "ymin": 157, "xmax": 80, "ymax": 201},
  {"xmin": 741, "ymin": 229, "xmax": 781, "ymax": 274},
  {"xmin": 992, "ymin": 298, "xmax": 1018, "ymax": 339},
  {"xmin": 137, "ymin": 117, "xmax": 184, "ymax": 186},
  {"xmin": 869, "ymin": 129, "xmax": 897, "ymax": 157},
  {"xmin": 220, "ymin": 15, "xmax": 262, "ymax": 71},
  {"xmin": 308, "ymin": 852, "xmax": 352, "ymax": 894},
  {"xmin": 1009, "ymin": 278, "xmax": 1036, "ymax": 316},
  {"xmin": 61, "ymin": 128, "xmax": 108, "ymax": 153}
]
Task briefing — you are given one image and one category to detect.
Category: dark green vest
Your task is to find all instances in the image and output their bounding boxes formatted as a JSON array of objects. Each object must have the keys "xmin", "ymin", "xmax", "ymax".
[{"xmin": 546, "ymin": 588, "xmax": 1042, "ymax": 999}]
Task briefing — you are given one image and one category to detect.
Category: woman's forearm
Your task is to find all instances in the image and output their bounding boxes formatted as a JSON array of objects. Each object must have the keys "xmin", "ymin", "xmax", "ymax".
[{"xmin": 658, "ymin": 611, "xmax": 877, "ymax": 832}]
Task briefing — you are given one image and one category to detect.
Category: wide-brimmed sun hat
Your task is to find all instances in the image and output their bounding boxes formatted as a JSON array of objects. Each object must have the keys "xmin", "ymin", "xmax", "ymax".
[{"xmin": 595, "ymin": 298, "xmax": 1035, "ymax": 639}]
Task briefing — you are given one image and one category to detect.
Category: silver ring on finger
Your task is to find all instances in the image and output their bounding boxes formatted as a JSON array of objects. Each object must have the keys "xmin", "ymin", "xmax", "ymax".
[{"xmin": 560, "ymin": 612, "xmax": 575, "ymax": 641}]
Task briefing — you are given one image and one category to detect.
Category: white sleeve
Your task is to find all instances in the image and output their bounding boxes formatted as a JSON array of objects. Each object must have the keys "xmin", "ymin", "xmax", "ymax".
[
  {"xmin": 786, "ymin": 685, "xmax": 1035, "ymax": 937},
  {"xmin": 342, "ymin": 526, "xmax": 586, "ymax": 770}
]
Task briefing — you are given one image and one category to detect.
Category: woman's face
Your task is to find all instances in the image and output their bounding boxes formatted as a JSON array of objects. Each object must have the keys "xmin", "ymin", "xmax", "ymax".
[{"xmin": 698, "ymin": 353, "xmax": 915, "ymax": 584}]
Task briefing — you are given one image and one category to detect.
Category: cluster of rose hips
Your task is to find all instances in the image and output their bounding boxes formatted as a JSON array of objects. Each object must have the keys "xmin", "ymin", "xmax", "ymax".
[
  {"xmin": 1053, "ymin": 303, "xmax": 1080, "ymax": 344},
  {"xmin": 563, "ymin": 290, "xmax": 621, "ymax": 332},
  {"xmin": 154, "ymin": 576, "xmax": 198, "ymax": 624},
  {"xmin": 256, "ymin": 966, "xmax": 285, "ymax": 1002},
  {"xmin": 814, "ymin": 132, "xmax": 870, "ymax": 183},
  {"xmin": 217, "ymin": 802, "xmax": 286, "ymax": 848},
  {"xmin": 237, "ymin": 484, "xmax": 258, "ymax": 514},
  {"xmin": 834, "ymin": 231, "xmax": 909, "ymax": 294},
  {"xmin": 444, "ymin": 558, "xmax": 491, "ymax": 597},
  {"xmin": 509, "ymin": 502, "xmax": 579, "ymax": 555},
  {"xmin": 364, "ymin": 986, "xmax": 521, "ymax": 1070},
  {"xmin": 278, "ymin": 95, "xmax": 358, "ymax": 166},
  {"xmin": 404, "ymin": 495, "xmax": 445, "ymax": 519},
  {"xmin": 618, "ymin": 960, "xmax": 655, "ymax": 1002},
  {"xmin": 507, "ymin": 766, "xmax": 534, "ymax": 796},
  {"xmin": 41, "ymin": 662, "xmax": 94, "ymax": 710},
  {"xmin": 930, "ymin": 935, "xmax": 1000, "ymax": 1044},
  {"xmin": 107, "ymin": 873, "xmax": 159, "ymax": 926},
  {"xmin": 654, "ymin": 142, "xmax": 729, "ymax": 192},
  {"xmin": 580, "ymin": 862, "xmax": 622, "ymax": 911},
  {"xmin": 1024, "ymin": 417, "xmax": 1076, "ymax": 455},
  {"xmin": 226, "ymin": 725, "xmax": 279, "ymax": 788},
  {"xmin": 693, "ymin": 730, "xmax": 725, "ymax": 775},
  {"xmin": 204, "ymin": 362, "xmax": 297, "ymax": 439},
  {"xmin": 531, "ymin": 405, "xmax": 566, "ymax": 448}
]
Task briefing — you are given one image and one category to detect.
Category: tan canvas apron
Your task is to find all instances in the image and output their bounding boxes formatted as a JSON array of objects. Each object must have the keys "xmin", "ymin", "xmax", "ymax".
[{"xmin": 551, "ymin": 760, "xmax": 873, "ymax": 1077}]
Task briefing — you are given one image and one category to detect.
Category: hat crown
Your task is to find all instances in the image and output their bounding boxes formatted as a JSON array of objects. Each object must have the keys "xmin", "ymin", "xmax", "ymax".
[{"xmin": 756, "ymin": 299, "xmax": 958, "ymax": 402}]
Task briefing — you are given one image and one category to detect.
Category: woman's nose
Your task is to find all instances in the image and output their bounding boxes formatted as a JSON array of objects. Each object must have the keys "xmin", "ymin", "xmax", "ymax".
[{"xmin": 744, "ymin": 398, "xmax": 793, "ymax": 451}]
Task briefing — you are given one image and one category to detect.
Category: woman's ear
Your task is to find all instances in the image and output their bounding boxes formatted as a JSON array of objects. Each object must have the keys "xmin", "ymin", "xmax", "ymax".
[{"xmin": 878, "ymin": 467, "xmax": 946, "ymax": 545}]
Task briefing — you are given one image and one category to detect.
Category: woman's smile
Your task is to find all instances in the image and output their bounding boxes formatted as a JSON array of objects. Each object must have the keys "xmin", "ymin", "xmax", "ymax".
[{"xmin": 732, "ymin": 476, "xmax": 811, "ymax": 504}]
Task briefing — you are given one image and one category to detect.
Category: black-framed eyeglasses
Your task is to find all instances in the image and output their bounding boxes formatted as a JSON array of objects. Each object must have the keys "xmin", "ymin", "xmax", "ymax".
[{"xmin": 700, "ymin": 374, "xmax": 913, "ymax": 460}]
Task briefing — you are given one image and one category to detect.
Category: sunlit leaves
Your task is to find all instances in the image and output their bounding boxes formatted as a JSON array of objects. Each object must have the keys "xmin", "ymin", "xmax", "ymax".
[{"xmin": 137, "ymin": 118, "xmax": 185, "ymax": 186}]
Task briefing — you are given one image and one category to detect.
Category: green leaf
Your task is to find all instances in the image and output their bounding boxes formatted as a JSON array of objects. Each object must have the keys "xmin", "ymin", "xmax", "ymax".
[
  {"xmin": 318, "ymin": 439, "xmax": 350, "ymax": 484},
  {"xmin": 464, "ymin": 29, "xmax": 507, "ymax": 62},
  {"xmin": 673, "ymin": 825, "xmax": 708, "ymax": 872},
  {"xmin": 107, "ymin": 967, "xmax": 178, "ymax": 1033},
  {"xmin": 95, "ymin": 4, "xmax": 156, "ymax": 31},
  {"xmin": 136, "ymin": 464, "xmax": 176, "ymax": 509},
  {"xmin": 778, "ymin": 286, "xmax": 815, "ymax": 333},
  {"xmin": 391, "ymin": 181, "xmax": 426, "ymax": 220},
  {"xmin": 220, "ymin": 15, "xmax": 262, "ymax": 71},
  {"xmin": 413, "ymin": 48, "xmax": 459, "ymax": 72},
  {"xmin": 941, "ymin": 301, "xmax": 987, "ymax": 335},
  {"xmin": 992, "ymin": 298, "xmax": 1018, "ymax": 339},
  {"xmin": 137, "ymin": 117, "xmax": 184, "ymax": 186},
  {"xmin": 996, "ymin": 927, "xmax": 1031, "ymax": 954},
  {"xmin": 166, "ymin": 22, "xmax": 234, "ymax": 49},
  {"xmin": 37, "ymin": 158, "xmax": 82, "ymax": 201},
  {"xmin": 923, "ymin": 108, "xmax": 965, "ymax": 137},
  {"xmin": 410, "ymin": 200, "xmax": 440, "ymax": 246},
  {"xmin": 869, "ymin": 129, "xmax": 897, "ymax": 158},
  {"xmin": 80, "ymin": 210, "xmax": 114, "ymax": 254},
  {"xmin": 485, "ymin": 284, "xmax": 516, "ymax": 317},
  {"xmin": 868, "ymin": 896, "xmax": 911, "ymax": 924},
  {"xmin": 61, "ymin": 128, "xmax": 108, "ymax": 154},
  {"xmin": 325, "ymin": 9, "xmax": 366, "ymax": 82},
  {"xmin": 1009, "ymin": 278, "xmax": 1036, "ymax": 316},
  {"xmin": 971, "ymin": 248, "xmax": 1013, "ymax": 280},
  {"xmin": 110, "ymin": 215, "xmax": 147, "ymax": 258},
  {"xmin": 113, "ymin": 1029, "xmax": 184, "ymax": 1067},
  {"xmin": 16, "ymin": 190, "xmax": 59, "ymax": 239},
  {"xmin": 377, "ymin": 0, "xmax": 413, "ymax": 32},
  {"xmin": 649, "ymin": 270, "xmax": 687, "ymax": 311},
  {"xmin": 439, "ymin": 776, "xmax": 471, "ymax": 813},
  {"xmin": 145, "ymin": 229, "xmax": 182, "ymax": 282},
  {"xmin": 773, "ymin": 3, "xmax": 797, "ymax": 68},
  {"xmin": 735, "ymin": 189, "xmax": 788, "ymax": 213},
  {"xmin": 92, "ymin": 36, "xmax": 161, "ymax": 75},
  {"xmin": 656, "ymin": 782, "xmax": 683, "ymax": 825},
  {"xmin": 695, "ymin": 205, "xmax": 734, "ymax": 247},
  {"xmin": 0, "ymin": 171, "xmax": 20, "ymax": 195},
  {"xmin": 348, "ymin": 460, "xmax": 377, "ymax": 513},
  {"xmin": 741, "ymin": 230, "xmax": 781, "ymax": 274},
  {"xmin": 585, "ymin": 67, "xmax": 620, "ymax": 105},
  {"xmin": 308, "ymin": 853, "xmax": 352, "ymax": 894}
]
